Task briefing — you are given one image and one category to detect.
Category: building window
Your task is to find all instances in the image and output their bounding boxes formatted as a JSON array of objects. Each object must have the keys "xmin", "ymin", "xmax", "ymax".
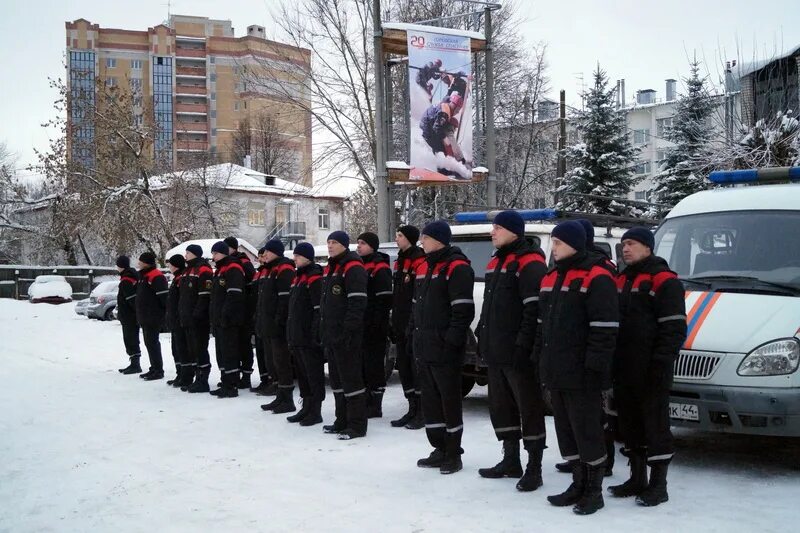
[
  {"xmin": 656, "ymin": 117, "xmax": 674, "ymax": 138},
  {"xmin": 318, "ymin": 207, "xmax": 330, "ymax": 230},
  {"xmin": 210, "ymin": 73, "xmax": 216, "ymax": 82},
  {"xmin": 152, "ymin": 57, "xmax": 174, "ymax": 161},
  {"xmin": 106, "ymin": 58, "xmax": 116, "ymax": 68},
  {"xmin": 210, "ymin": 92, "xmax": 216, "ymax": 100},
  {"xmin": 210, "ymin": 110, "xmax": 216, "ymax": 119},
  {"xmin": 69, "ymin": 50, "xmax": 97, "ymax": 168},
  {"xmin": 634, "ymin": 161, "xmax": 652, "ymax": 175},
  {"xmin": 635, "ymin": 189, "xmax": 654, "ymax": 202},
  {"xmin": 106, "ymin": 77, "xmax": 117, "ymax": 87},
  {"xmin": 234, "ymin": 101, "xmax": 240, "ymax": 112},
  {"xmin": 131, "ymin": 59, "xmax": 142, "ymax": 70},
  {"xmin": 248, "ymin": 203, "xmax": 265, "ymax": 226},
  {"xmin": 209, "ymin": 56, "xmax": 215, "ymax": 64},
  {"xmin": 211, "ymin": 128, "xmax": 217, "ymax": 136},
  {"xmin": 632, "ymin": 129, "xmax": 650, "ymax": 145}
]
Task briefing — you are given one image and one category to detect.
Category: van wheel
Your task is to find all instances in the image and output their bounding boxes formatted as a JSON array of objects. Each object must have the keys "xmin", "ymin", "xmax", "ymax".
[{"xmin": 462, "ymin": 375, "xmax": 476, "ymax": 397}]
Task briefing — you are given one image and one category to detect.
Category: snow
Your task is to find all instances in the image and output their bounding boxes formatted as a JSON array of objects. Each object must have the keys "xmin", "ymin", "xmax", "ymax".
[
  {"xmin": 1, "ymin": 299, "xmax": 798, "ymax": 532},
  {"xmin": 27, "ymin": 275, "xmax": 73, "ymax": 300},
  {"xmin": 382, "ymin": 22, "xmax": 485, "ymax": 41},
  {"xmin": 386, "ymin": 161, "xmax": 410, "ymax": 170}
]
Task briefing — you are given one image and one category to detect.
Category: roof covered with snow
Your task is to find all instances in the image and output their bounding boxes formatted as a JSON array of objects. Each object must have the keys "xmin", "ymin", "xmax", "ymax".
[
  {"xmin": 382, "ymin": 22, "xmax": 485, "ymax": 41},
  {"xmin": 667, "ymin": 183, "xmax": 800, "ymax": 219},
  {"xmin": 738, "ymin": 44, "xmax": 800, "ymax": 78}
]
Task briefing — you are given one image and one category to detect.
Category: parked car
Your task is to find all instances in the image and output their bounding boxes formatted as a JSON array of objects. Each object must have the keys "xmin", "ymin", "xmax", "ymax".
[
  {"xmin": 74, "ymin": 298, "xmax": 90, "ymax": 316},
  {"xmin": 28, "ymin": 275, "xmax": 73, "ymax": 304},
  {"xmin": 86, "ymin": 280, "xmax": 119, "ymax": 320}
]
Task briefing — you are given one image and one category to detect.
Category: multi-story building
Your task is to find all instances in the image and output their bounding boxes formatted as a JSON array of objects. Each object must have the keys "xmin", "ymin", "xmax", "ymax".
[
  {"xmin": 65, "ymin": 15, "xmax": 313, "ymax": 185},
  {"xmin": 739, "ymin": 45, "xmax": 800, "ymax": 127}
]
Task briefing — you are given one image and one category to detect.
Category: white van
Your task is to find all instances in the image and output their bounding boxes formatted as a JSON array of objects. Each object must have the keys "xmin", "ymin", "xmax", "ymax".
[{"xmin": 654, "ymin": 167, "xmax": 800, "ymax": 436}]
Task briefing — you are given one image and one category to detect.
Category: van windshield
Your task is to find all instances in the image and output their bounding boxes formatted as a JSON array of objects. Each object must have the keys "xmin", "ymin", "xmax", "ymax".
[{"xmin": 654, "ymin": 211, "xmax": 800, "ymax": 292}]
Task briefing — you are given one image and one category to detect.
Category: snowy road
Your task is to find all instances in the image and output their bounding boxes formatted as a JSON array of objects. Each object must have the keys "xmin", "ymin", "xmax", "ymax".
[{"xmin": 1, "ymin": 299, "xmax": 798, "ymax": 532}]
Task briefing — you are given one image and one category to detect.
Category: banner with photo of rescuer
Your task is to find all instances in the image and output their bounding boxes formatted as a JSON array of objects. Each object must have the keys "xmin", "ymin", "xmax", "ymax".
[{"xmin": 407, "ymin": 29, "xmax": 474, "ymax": 182}]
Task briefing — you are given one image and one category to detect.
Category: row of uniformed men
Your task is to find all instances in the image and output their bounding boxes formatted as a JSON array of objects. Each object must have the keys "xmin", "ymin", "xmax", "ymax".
[{"xmin": 114, "ymin": 212, "xmax": 686, "ymax": 515}]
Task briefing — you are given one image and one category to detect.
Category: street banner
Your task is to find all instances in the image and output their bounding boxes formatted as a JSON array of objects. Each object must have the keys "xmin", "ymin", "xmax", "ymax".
[{"xmin": 407, "ymin": 29, "xmax": 474, "ymax": 182}]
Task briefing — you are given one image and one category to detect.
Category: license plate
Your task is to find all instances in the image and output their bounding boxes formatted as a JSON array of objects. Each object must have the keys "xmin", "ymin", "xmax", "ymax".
[{"xmin": 669, "ymin": 402, "xmax": 699, "ymax": 421}]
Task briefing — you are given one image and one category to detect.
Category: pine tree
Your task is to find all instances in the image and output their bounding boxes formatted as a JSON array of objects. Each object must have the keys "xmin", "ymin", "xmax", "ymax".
[
  {"xmin": 652, "ymin": 60, "xmax": 716, "ymax": 211},
  {"xmin": 556, "ymin": 66, "xmax": 639, "ymax": 215}
]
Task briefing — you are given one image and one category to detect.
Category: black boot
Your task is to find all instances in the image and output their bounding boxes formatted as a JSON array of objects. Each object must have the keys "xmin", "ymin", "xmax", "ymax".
[
  {"xmin": 636, "ymin": 462, "xmax": 669, "ymax": 507},
  {"xmin": 547, "ymin": 461, "xmax": 586, "ymax": 507},
  {"xmin": 516, "ymin": 445, "xmax": 544, "ymax": 492},
  {"xmin": 258, "ymin": 382, "xmax": 278, "ymax": 396},
  {"xmin": 187, "ymin": 368, "xmax": 210, "ymax": 393},
  {"xmin": 608, "ymin": 449, "xmax": 647, "ymax": 498},
  {"xmin": 391, "ymin": 396, "xmax": 417, "ymax": 427},
  {"xmin": 299, "ymin": 400, "xmax": 323, "ymax": 427},
  {"xmin": 479, "ymin": 439, "xmax": 523, "ymax": 479},
  {"xmin": 260, "ymin": 388, "xmax": 286, "ymax": 411},
  {"xmin": 604, "ymin": 430, "xmax": 616, "ymax": 477},
  {"xmin": 142, "ymin": 369, "xmax": 164, "ymax": 381},
  {"xmin": 555, "ymin": 461, "xmax": 572, "ymax": 473},
  {"xmin": 271, "ymin": 387, "xmax": 297, "ymax": 414},
  {"xmin": 287, "ymin": 397, "xmax": 311, "ymax": 423},
  {"xmin": 338, "ymin": 393, "xmax": 367, "ymax": 440},
  {"xmin": 237, "ymin": 373, "xmax": 252, "ymax": 390},
  {"xmin": 213, "ymin": 386, "xmax": 239, "ymax": 398},
  {"xmin": 367, "ymin": 390, "xmax": 384, "ymax": 419},
  {"xmin": 323, "ymin": 393, "xmax": 347, "ymax": 433},
  {"xmin": 139, "ymin": 369, "xmax": 153, "ymax": 379},
  {"xmin": 118, "ymin": 355, "xmax": 142, "ymax": 375},
  {"xmin": 178, "ymin": 365, "xmax": 195, "ymax": 389},
  {"xmin": 250, "ymin": 377, "xmax": 274, "ymax": 395},
  {"xmin": 405, "ymin": 396, "xmax": 424, "ymax": 430},
  {"xmin": 573, "ymin": 463, "xmax": 605, "ymax": 515},
  {"xmin": 166, "ymin": 366, "xmax": 181, "ymax": 386},
  {"xmin": 417, "ymin": 449, "xmax": 446, "ymax": 468},
  {"xmin": 439, "ymin": 453, "xmax": 463, "ymax": 475}
]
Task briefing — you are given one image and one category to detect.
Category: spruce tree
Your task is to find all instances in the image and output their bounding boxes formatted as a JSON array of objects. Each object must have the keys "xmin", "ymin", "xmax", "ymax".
[
  {"xmin": 653, "ymin": 60, "xmax": 715, "ymax": 211},
  {"xmin": 556, "ymin": 66, "xmax": 639, "ymax": 215}
]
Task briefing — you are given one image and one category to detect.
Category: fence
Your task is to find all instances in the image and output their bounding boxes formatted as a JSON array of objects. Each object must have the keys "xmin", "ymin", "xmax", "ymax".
[{"xmin": 0, "ymin": 265, "xmax": 120, "ymax": 301}]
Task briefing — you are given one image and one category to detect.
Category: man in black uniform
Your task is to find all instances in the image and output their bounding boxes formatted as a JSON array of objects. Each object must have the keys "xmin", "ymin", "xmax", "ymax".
[
  {"xmin": 390, "ymin": 225, "xmax": 426, "ymax": 429},
  {"xmin": 136, "ymin": 252, "xmax": 169, "ymax": 381},
  {"xmin": 535, "ymin": 221, "xmax": 618, "ymax": 515},
  {"xmin": 477, "ymin": 211, "xmax": 548, "ymax": 492},
  {"xmin": 116, "ymin": 255, "xmax": 142, "ymax": 375},
  {"xmin": 224, "ymin": 237, "xmax": 257, "ymax": 390},
  {"xmin": 257, "ymin": 239, "xmax": 297, "ymax": 414},
  {"xmin": 180, "ymin": 244, "xmax": 213, "ymax": 393},
  {"xmin": 412, "ymin": 220, "xmax": 475, "ymax": 475},
  {"xmin": 165, "ymin": 254, "xmax": 191, "ymax": 388},
  {"xmin": 356, "ymin": 231, "xmax": 393, "ymax": 419},
  {"xmin": 209, "ymin": 241, "xmax": 246, "ymax": 398},
  {"xmin": 320, "ymin": 231, "xmax": 369, "ymax": 440},
  {"xmin": 251, "ymin": 248, "xmax": 273, "ymax": 395},
  {"xmin": 286, "ymin": 242, "xmax": 325, "ymax": 426},
  {"xmin": 609, "ymin": 227, "xmax": 686, "ymax": 507}
]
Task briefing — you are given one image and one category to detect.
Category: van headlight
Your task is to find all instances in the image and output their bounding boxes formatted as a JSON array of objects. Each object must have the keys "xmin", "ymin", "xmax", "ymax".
[{"xmin": 737, "ymin": 339, "xmax": 800, "ymax": 376}]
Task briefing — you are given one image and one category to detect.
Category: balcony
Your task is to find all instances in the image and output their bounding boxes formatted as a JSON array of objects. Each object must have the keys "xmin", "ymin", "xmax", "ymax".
[
  {"xmin": 175, "ymin": 47, "xmax": 206, "ymax": 59},
  {"xmin": 175, "ymin": 102, "xmax": 207, "ymax": 114},
  {"xmin": 175, "ymin": 140, "xmax": 208, "ymax": 152},
  {"xmin": 175, "ymin": 122, "xmax": 208, "ymax": 134},
  {"xmin": 176, "ymin": 66, "xmax": 206, "ymax": 78},
  {"xmin": 175, "ymin": 85, "xmax": 207, "ymax": 96},
  {"xmin": 268, "ymin": 221, "xmax": 307, "ymax": 242}
]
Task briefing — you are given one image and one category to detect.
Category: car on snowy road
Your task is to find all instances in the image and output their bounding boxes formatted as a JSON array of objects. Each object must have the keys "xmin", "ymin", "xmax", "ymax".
[
  {"xmin": 86, "ymin": 281, "xmax": 119, "ymax": 321},
  {"xmin": 28, "ymin": 275, "xmax": 73, "ymax": 304}
]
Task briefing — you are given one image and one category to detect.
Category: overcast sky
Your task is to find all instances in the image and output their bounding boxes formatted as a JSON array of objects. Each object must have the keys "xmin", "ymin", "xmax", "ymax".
[{"xmin": 2, "ymin": 0, "xmax": 799, "ymax": 175}]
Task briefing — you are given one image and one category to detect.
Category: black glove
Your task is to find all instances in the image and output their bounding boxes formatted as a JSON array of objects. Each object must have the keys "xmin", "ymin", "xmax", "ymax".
[{"xmin": 648, "ymin": 360, "xmax": 673, "ymax": 388}]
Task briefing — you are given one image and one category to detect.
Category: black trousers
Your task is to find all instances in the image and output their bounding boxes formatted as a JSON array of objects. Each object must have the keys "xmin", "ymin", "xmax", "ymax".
[
  {"xmin": 254, "ymin": 336, "xmax": 270, "ymax": 382},
  {"xmin": 290, "ymin": 346, "xmax": 325, "ymax": 402},
  {"xmin": 121, "ymin": 322, "xmax": 141, "ymax": 358},
  {"xmin": 260, "ymin": 336, "xmax": 279, "ymax": 383},
  {"xmin": 615, "ymin": 384, "xmax": 674, "ymax": 464},
  {"xmin": 327, "ymin": 340, "xmax": 367, "ymax": 433},
  {"xmin": 363, "ymin": 331, "xmax": 388, "ymax": 393},
  {"xmin": 269, "ymin": 336, "xmax": 293, "ymax": 389},
  {"xmin": 487, "ymin": 364, "xmax": 547, "ymax": 450},
  {"xmin": 141, "ymin": 326, "xmax": 163, "ymax": 372},
  {"xmin": 419, "ymin": 362, "xmax": 464, "ymax": 456},
  {"xmin": 239, "ymin": 324, "xmax": 254, "ymax": 376},
  {"xmin": 170, "ymin": 328, "xmax": 189, "ymax": 373},
  {"xmin": 185, "ymin": 325, "xmax": 210, "ymax": 371},
  {"xmin": 215, "ymin": 326, "xmax": 243, "ymax": 387},
  {"xmin": 551, "ymin": 388, "xmax": 606, "ymax": 465},
  {"xmin": 396, "ymin": 334, "xmax": 419, "ymax": 399}
]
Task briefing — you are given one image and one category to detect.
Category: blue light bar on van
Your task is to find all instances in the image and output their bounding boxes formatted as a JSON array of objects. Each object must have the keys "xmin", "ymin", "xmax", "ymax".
[
  {"xmin": 708, "ymin": 167, "xmax": 800, "ymax": 184},
  {"xmin": 454, "ymin": 209, "xmax": 560, "ymax": 223}
]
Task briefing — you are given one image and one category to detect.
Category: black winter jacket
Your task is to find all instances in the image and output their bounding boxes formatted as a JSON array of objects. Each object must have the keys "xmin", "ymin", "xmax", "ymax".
[
  {"xmin": 320, "ymin": 250, "xmax": 368, "ymax": 348},
  {"xmin": 209, "ymin": 255, "xmax": 245, "ymax": 328},
  {"xmin": 534, "ymin": 251, "xmax": 619, "ymax": 391},
  {"xmin": 391, "ymin": 245, "xmax": 425, "ymax": 339},
  {"xmin": 614, "ymin": 255, "xmax": 687, "ymax": 389},
  {"xmin": 178, "ymin": 258, "xmax": 213, "ymax": 328},
  {"xmin": 165, "ymin": 267, "xmax": 185, "ymax": 331},
  {"xmin": 117, "ymin": 268, "xmax": 139, "ymax": 326},
  {"xmin": 410, "ymin": 246, "xmax": 475, "ymax": 365},
  {"xmin": 478, "ymin": 238, "xmax": 547, "ymax": 367},
  {"xmin": 233, "ymin": 252, "xmax": 257, "ymax": 326},
  {"xmin": 135, "ymin": 266, "xmax": 168, "ymax": 328},
  {"xmin": 362, "ymin": 251, "xmax": 393, "ymax": 339},
  {"xmin": 287, "ymin": 263, "xmax": 323, "ymax": 348},
  {"xmin": 254, "ymin": 257, "xmax": 295, "ymax": 339}
]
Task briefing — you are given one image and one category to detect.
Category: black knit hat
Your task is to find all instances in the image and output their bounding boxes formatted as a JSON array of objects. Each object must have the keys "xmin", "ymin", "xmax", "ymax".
[
  {"xmin": 139, "ymin": 251, "xmax": 156, "ymax": 266},
  {"xmin": 621, "ymin": 227, "xmax": 655, "ymax": 250},
  {"xmin": 551, "ymin": 221, "xmax": 586, "ymax": 252},
  {"xmin": 168, "ymin": 254, "xmax": 185, "ymax": 269},
  {"xmin": 576, "ymin": 219, "xmax": 595, "ymax": 246},
  {"xmin": 185, "ymin": 244, "xmax": 203, "ymax": 258},
  {"xmin": 224, "ymin": 237, "xmax": 239, "ymax": 250},
  {"xmin": 397, "ymin": 225, "xmax": 420, "ymax": 245},
  {"xmin": 422, "ymin": 220, "xmax": 452, "ymax": 246},
  {"xmin": 293, "ymin": 242, "xmax": 315, "ymax": 262},
  {"xmin": 211, "ymin": 241, "xmax": 229, "ymax": 255},
  {"xmin": 327, "ymin": 230, "xmax": 350, "ymax": 248},
  {"xmin": 264, "ymin": 239, "xmax": 285, "ymax": 257},
  {"xmin": 493, "ymin": 210, "xmax": 525, "ymax": 237},
  {"xmin": 357, "ymin": 232, "xmax": 380, "ymax": 253},
  {"xmin": 116, "ymin": 255, "xmax": 130, "ymax": 269}
]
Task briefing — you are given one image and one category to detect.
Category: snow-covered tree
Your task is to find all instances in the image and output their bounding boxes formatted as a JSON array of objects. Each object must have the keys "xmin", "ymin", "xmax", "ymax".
[
  {"xmin": 652, "ymin": 61, "xmax": 716, "ymax": 211},
  {"xmin": 556, "ymin": 66, "xmax": 639, "ymax": 215},
  {"xmin": 731, "ymin": 110, "xmax": 800, "ymax": 169}
]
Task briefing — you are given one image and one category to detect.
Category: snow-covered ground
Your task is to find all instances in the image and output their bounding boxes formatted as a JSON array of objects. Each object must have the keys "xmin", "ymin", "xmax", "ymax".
[{"xmin": 1, "ymin": 299, "xmax": 797, "ymax": 532}]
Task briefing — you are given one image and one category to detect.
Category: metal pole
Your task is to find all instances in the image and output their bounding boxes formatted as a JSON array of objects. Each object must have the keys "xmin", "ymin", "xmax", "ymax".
[
  {"xmin": 372, "ymin": 0, "xmax": 390, "ymax": 241},
  {"xmin": 556, "ymin": 89, "xmax": 567, "ymax": 204},
  {"xmin": 484, "ymin": 7, "xmax": 497, "ymax": 208}
]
